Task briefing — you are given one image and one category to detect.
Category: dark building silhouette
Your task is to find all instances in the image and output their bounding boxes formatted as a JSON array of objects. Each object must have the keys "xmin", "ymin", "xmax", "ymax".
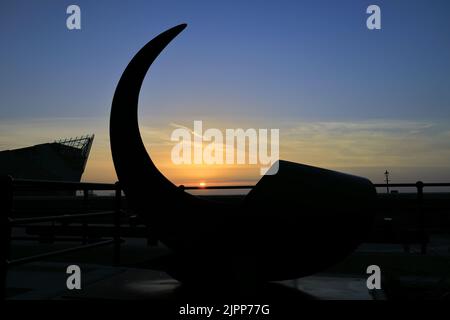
[{"xmin": 0, "ymin": 135, "xmax": 93, "ymax": 182}]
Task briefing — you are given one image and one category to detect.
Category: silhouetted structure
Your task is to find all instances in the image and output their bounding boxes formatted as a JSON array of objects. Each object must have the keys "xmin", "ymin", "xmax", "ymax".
[
  {"xmin": 385, "ymin": 170, "xmax": 390, "ymax": 193},
  {"xmin": 109, "ymin": 24, "xmax": 377, "ymax": 284},
  {"xmin": 0, "ymin": 135, "xmax": 94, "ymax": 182}
]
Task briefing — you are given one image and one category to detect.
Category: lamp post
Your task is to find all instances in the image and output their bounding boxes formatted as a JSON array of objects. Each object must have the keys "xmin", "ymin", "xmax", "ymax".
[{"xmin": 384, "ymin": 170, "xmax": 390, "ymax": 193}]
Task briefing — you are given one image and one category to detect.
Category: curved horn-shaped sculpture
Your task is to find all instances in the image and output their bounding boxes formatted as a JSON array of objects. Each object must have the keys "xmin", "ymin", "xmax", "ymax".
[
  {"xmin": 110, "ymin": 24, "xmax": 186, "ymax": 206},
  {"xmin": 110, "ymin": 24, "xmax": 222, "ymax": 250},
  {"xmin": 110, "ymin": 24, "xmax": 376, "ymax": 283}
]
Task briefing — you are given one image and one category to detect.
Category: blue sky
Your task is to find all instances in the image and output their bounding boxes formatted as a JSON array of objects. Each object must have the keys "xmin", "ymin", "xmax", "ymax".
[{"xmin": 1, "ymin": 0, "xmax": 450, "ymax": 184}]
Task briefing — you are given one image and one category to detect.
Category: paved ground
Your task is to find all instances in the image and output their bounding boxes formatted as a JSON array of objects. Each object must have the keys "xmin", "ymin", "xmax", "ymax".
[
  {"xmin": 7, "ymin": 262, "xmax": 374, "ymax": 300},
  {"xmin": 5, "ymin": 234, "xmax": 450, "ymax": 300}
]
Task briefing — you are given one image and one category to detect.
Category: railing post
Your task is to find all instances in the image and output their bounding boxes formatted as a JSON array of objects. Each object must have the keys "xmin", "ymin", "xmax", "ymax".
[
  {"xmin": 416, "ymin": 181, "xmax": 427, "ymax": 254},
  {"xmin": 0, "ymin": 175, "xmax": 13, "ymax": 300},
  {"xmin": 113, "ymin": 182, "xmax": 121, "ymax": 266},
  {"xmin": 82, "ymin": 188, "xmax": 89, "ymax": 244}
]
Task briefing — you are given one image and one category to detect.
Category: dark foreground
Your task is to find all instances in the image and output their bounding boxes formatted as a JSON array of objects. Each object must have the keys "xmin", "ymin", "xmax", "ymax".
[{"xmin": 6, "ymin": 233, "xmax": 450, "ymax": 300}]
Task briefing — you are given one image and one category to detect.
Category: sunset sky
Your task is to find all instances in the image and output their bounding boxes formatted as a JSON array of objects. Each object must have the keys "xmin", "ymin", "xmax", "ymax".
[{"xmin": 1, "ymin": 0, "xmax": 450, "ymax": 186}]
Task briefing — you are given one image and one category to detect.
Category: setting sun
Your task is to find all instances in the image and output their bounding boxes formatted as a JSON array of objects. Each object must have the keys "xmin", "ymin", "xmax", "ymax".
[{"xmin": 199, "ymin": 182, "xmax": 206, "ymax": 188}]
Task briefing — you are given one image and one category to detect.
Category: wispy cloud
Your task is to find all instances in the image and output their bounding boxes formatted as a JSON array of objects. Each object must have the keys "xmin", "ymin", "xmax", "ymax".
[
  {"xmin": 1, "ymin": 117, "xmax": 449, "ymax": 184},
  {"xmin": 280, "ymin": 119, "xmax": 450, "ymax": 168}
]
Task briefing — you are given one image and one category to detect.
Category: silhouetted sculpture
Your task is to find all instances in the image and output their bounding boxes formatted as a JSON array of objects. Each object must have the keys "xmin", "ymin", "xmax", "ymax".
[{"xmin": 110, "ymin": 24, "xmax": 376, "ymax": 284}]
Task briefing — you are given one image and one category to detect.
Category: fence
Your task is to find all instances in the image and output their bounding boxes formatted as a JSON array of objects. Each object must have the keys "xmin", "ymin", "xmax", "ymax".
[
  {"xmin": 373, "ymin": 182, "xmax": 450, "ymax": 254},
  {"xmin": 0, "ymin": 175, "xmax": 123, "ymax": 299},
  {"xmin": 185, "ymin": 182, "xmax": 450, "ymax": 255},
  {"xmin": 1, "ymin": 176, "xmax": 450, "ymax": 299}
]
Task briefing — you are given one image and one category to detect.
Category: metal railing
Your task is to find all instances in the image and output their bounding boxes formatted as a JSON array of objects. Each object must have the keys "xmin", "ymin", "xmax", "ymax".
[
  {"xmin": 186, "ymin": 182, "xmax": 450, "ymax": 256},
  {"xmin": 1, "ymin": 176, "xmax": 449, "ymax": 299},
  {"xmin": 0, "ymin": 176, "xmax": 123, "ymax": 299},
  {"xmin": 372, "ymin": 182, "xmax": 450, "ymax": 255}
]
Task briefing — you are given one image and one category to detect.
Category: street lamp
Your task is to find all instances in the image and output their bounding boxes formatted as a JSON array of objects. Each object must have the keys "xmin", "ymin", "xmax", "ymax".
[{"xmin": 384, "ymin": 170, "xmax": 390, "ymax": 193}]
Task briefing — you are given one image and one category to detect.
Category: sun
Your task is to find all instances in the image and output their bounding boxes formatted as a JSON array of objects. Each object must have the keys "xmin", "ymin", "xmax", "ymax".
[{"xmin": 199, "ymin": 182, "xmax": 206, "ymax": 188}]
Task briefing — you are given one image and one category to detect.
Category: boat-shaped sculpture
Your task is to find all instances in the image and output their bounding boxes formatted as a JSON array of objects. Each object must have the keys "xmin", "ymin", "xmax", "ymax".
[{"xmin": 110, "ymin": 24, "xmax": 376, "ymax": 283}]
